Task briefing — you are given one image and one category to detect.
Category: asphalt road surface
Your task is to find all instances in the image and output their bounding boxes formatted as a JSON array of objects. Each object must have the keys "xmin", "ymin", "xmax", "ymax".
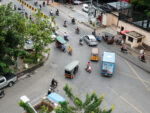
[{"xmin": 0, "ymin": 1, "xmax": 150, "ymax": 113}]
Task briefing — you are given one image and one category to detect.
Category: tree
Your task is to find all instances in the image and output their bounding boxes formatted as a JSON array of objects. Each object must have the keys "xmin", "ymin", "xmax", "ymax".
[
  {"xmin": 26, "ymin": 10, "xmax": 53, "ymax": 62},
  {"xmin": 0, "ymin": 3, "xmax": 26, "ymax": 75},
  {"xmin": 55, "ymin": 83, "xmax": 115, "ymax": 113},
  {"xmin": 130, "ymin": 0, "xmax": 150, "ymax": 28}
]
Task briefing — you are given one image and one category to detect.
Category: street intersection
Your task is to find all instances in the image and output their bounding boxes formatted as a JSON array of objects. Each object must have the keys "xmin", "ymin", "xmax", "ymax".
[{"xmin": 0, "ymin": 1, "xmax": 150, "ymax": 113}]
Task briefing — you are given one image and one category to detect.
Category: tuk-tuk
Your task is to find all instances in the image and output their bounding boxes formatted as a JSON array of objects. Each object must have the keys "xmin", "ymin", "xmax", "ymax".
[
  {"xmin": 90, "ymin": 48, "xmax": 99, "ymax": 61},
  {"xmin": 102, "ymin": 32, "xmax": 115, "ymax": 44},
  {"xmin": 55, "ymin": 36, "xmax": 66, "ymax": 51},
  {"xmin": 64, "ymin": 60, "xmax": 79, "ymax": 79},
  {"xmin": 101, "ymin": 52, "xmax": 115, "ymax": 76}
]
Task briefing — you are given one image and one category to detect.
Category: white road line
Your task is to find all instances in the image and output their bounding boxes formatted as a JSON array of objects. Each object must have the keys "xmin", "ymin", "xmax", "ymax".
[
  {"xmin": 124, "ymin": 60, "xmax": 150, "ymax": 92},
  {"xmin": 109, "ymin": 87, "xmax": 143, "ymax": 113}
]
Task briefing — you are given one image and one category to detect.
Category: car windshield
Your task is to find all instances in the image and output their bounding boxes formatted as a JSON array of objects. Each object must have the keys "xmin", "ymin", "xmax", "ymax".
[{"xmin": 65, "ymin": 70, "xmax": 71, "ymax": 75}]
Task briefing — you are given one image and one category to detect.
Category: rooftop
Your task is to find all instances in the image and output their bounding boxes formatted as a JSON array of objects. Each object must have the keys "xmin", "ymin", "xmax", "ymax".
[{"xmin": 126, "ymin": 31, "xmax": 144, "ymax": 38}]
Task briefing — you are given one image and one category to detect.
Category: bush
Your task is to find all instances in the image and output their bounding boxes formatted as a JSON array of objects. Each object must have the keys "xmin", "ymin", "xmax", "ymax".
[{"xmin": 23, "ymin": 58, "xmax": 35, "ymax": 64}]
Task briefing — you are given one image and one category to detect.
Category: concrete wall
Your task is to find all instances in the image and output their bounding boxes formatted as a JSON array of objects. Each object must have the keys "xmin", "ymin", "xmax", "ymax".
[{"xmin": 102, "ymin": 13, "xmax": 150, "ymax": 46}]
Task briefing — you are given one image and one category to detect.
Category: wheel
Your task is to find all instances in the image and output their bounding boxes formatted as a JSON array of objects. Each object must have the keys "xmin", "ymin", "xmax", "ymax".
[{"xmin": 8, "ymin": 82, "xmax": 14, "ymax": 87}]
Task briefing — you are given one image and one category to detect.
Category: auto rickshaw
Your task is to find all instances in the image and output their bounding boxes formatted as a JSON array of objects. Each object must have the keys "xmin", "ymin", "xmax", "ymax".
[
  {"xmin": 64, "ymin": 60, "xmax": 79, "ymax": 79},
  {"xmin": 90, "ymin": 48, "xmax": 99, "ymax": 61},
  {"xmin": 55, "ymin": 36, "xmax": 66, "ymax": 51}
]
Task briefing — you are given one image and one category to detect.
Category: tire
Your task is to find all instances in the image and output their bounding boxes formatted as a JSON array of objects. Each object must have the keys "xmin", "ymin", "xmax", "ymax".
[{"xmin": 8, "ymin": 82, "xmax": 14, "ymax": 87}]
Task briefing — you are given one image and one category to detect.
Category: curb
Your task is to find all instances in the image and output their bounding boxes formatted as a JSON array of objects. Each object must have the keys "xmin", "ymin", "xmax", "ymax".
[{"xmin": 16, "ymin": 53, "xmax": 50, "ymax": 78}]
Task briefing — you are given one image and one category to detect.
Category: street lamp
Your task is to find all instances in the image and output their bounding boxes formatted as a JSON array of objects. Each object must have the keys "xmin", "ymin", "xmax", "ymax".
[{"xmin": 20, "ymin": 95, "xmax": 37, "ymax": 113}]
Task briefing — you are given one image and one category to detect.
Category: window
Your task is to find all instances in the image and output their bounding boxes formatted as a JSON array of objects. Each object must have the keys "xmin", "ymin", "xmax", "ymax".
[
  {"xmin": 128, "ymin": 36, "xmax": 133, "ymax": 42},
  {"xmin": 137, "ymin": 38, "xmax": 142, "ymax": 43},
  {"xmin": 0, "ymin": 79, "xmax": 5, "ymax": 83}
]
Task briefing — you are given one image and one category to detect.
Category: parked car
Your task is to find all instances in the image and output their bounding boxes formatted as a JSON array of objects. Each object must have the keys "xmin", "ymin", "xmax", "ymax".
[
  {"xmin": 0, "ymin": 73, "xmax": 17, "ymax": 89},
  {"xmin": 73, "ymin": 0, "xmax": 82, "ymax": 5},
  {"xmin": 82, "ymin": 4, "xmax": 88, "ymax": 13},
  {"xmin": 24, "ymin": 39, "xmax": 33, "ymax": 50},
  {"xmin": 82, "ymin": 35, "xmax": 98, "ymax": 46},
  {"xmin": 102, "ymin": 32, "xmax": 115, "ymax": 44}
]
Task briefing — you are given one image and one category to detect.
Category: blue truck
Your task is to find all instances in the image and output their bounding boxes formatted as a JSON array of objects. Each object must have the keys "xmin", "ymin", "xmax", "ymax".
[{"xmin": 101, "ymin": 52, "xmax": 115, "ymax": 76}]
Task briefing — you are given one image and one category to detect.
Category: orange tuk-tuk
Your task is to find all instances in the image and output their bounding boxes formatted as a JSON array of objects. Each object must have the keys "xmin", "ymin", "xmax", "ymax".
[{"xmin": 90, "ymin": 48, "xmax": 99, "ymax": 61}]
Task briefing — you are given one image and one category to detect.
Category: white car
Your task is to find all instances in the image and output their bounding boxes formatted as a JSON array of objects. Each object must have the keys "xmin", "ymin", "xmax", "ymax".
[
  {"xmin": 73, "ymin": 0, "xmax": 82, "ymax": 5},
  {"xmin": 82, "ymin": 4, "xmax": 89, "ymax": 13},
  {"xmin": 82, "ymin": 35, "xmax": 98, "ymax": 46}
]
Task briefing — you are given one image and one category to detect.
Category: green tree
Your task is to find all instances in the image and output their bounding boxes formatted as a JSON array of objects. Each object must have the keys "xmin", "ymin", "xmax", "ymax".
[
  {"xmin": 0, "ymin": 3, "xmax": 26, "ymax": 75},
  {"xmin": 55, "ymin": 83, "xmax": 115, "ymax": 113},
  {"xmin": 130, "ymin": 0, "xmax": 150, "ymax": 28},
  {"xmin": 26, "ymin": 10, "xmax": 53, "ymax": 62}
]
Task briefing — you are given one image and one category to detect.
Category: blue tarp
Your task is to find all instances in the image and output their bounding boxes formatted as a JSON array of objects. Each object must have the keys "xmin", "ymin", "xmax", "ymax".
[
  {"xmin": 56, "ymin": 36, "xmax": 66, "ymax": 44},
  {"xmin": 47, "ymin": 93, "xmax": 65, "ymax": 103},
  {"xmin": 103, "ymin": 52, "xmax": 115, "ymax": 63}
]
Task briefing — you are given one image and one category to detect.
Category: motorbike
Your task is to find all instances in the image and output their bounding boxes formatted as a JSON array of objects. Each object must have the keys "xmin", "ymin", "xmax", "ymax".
[
  {"xmin": 63, "ymin": 23, "xmax": 67, "ymax": 27},
  {"xmin": 79, "ymin": 39, "xmax": 83, "ymax": 45},
  {"xmin": 96, "ymin": 36, "xmax": 101, "ymax": 42},
  {"xmin": 120, "ymin": 47, "xmax": 128, "ymax": 54},
  {"xmin": 68, "ymin": 49, "xmax": 72, "ymax": 55},
  {"xmin": 72, "ymin": 19, "xmax": 75, "ymax": 24},
  {"xmin": 0, "ymin": 90, "xmax": 5, "ymax": 98},
  {"xmin": 139, "ymin": 55, "xmax": 146, "ymax": 63},
  {"xmin": 75, "ymin": 28, "xmax": 80, "ymax": 34},
  {"xmin": 47, "ymin": 79, "xmax": 58, "ymax": 95},
  {"xmin": 85, "ymin": 65, "xmax": 92, "ymax": 73},
  {"xmin": 64, "ymin": 35, "xmax": 69, "ymax": 41},
  {"xmin": 50, "ymin": 11, "xmax": 53, "ymax": 16},
  {"xmin": 55, "ymin": 10, "xmax": 59, "ymax": 16}
]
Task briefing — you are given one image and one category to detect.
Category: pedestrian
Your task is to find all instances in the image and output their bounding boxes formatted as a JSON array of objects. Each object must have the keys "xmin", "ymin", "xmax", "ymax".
[{"xmin": 39, "ymin": 4, "xmax": 42, "ymax": 10}]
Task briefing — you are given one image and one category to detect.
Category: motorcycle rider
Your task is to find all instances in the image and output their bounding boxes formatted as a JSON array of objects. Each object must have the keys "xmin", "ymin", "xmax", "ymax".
[
  {"xmin": 79, "ymin": 37, "xmax": 83, "ymax": 45},
  {"xmin": 121, "ymin": 44, "xmax": 127, "ymax": 53},
  {"xmin": 51, "ymin": 78, "xmax": 57, "ymax": 87},
  {"xmin": 76, "ymin": 26, "xmax": 79, "ymax": 34},
  {"xmin": 63, "ymin": 20, "xmax": 67, "ymax": 27},
  {"xmin": 56, "ymin": 9, "xmax": 59, "ymax": 16},
  {"xmin": 72, "ymin": 18, "xmax": 75, "ymax": 24},
  {"xmin": 50, "ymin": 9, "xmax": 53, "ymax": 16},
  {"xmin": 92, "ymin": 29, "xmax": 96, "ymax": 36},
  {"xmin": 64, "ymin": 32, "xmax": 68, "ymax": 41},
  {"xmin": 68, "ymin": 46, "xmax": 72, "ymax": 55},
  {"xmin": 86, "ymin": 61, "xmax": 92, "ymax": 72},
  {"xmin": 140, "ymin": 52, "xmax": 145, "ymax": 62}
]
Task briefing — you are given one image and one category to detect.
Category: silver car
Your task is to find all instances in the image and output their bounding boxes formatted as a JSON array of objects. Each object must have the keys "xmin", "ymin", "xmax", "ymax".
[{"xmin": 82, "ymin": 35, "xmax": 98, "ymax": 46}]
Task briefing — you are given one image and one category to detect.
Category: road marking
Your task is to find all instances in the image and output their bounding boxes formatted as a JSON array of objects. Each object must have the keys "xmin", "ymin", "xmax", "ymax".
[
  {"xmin": 116, "ymin": 70, "xmax": 150, "ymax": 85},
  {"xmin": 110, "ymin": 87, "xmax": 143, "ymax": 113},
  {"xmin": 120, "ymin": 96, "xmax": 142, "ymax": 113},
  {"xmin": 124, "ymin": 60, "xmax": 150, "ymax": 91}
]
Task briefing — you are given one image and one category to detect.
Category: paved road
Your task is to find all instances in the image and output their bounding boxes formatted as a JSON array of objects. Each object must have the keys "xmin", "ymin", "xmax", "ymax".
[{"xmin": 1, "ymin": 1, "xmax": 150, "ymax": 113}]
